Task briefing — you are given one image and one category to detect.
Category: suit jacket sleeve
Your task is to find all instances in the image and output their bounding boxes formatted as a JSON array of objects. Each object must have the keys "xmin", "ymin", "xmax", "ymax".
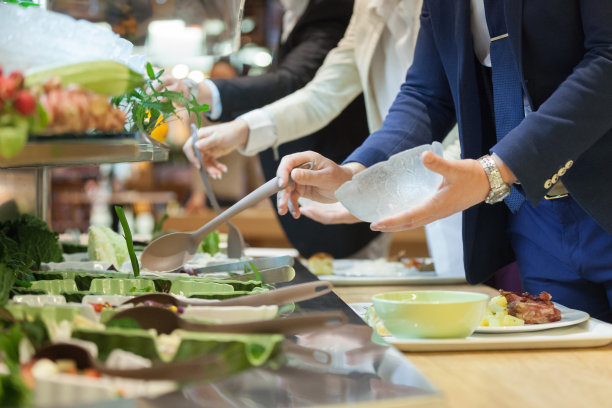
[
  {"xmin": 491, "ymin": 0, "xmax": 612, "ymax": 205},
  {"xmin": 260, "ymin": 7, "xmax": 364, "ymax": 146},
  {"xmin": 210, "ymin": 0, "xmax": 353, "ymax": 122},
  {"xmin": 345, "ymin": 0, "xmax": 456, "ymax": 167}
]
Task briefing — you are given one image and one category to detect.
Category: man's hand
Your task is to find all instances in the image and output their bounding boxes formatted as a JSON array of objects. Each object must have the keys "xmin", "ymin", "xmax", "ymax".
[
  {"xmin": 276, "ymin": 151, "xmax": 364, "ymax": 219},
  {"xmin": 158, "ymin": 72, "xmax": 213, "ymax": 107},
  {"xmin": 182, "ymin": 119, "xmax": 249, "ymax": 178},
  {"xmin": 371, "ymin": 151, "xmax": 491, "ymax": 231}
]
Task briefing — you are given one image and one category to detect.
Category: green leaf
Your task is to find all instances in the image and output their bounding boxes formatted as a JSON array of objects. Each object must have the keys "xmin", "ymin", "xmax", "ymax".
[
  {"xmin": 106, "ymin": 317, "xmax": 142, "ymax": 329},
  {"xmin": 198, "ymin": 230, "xmax": 220, "ymax": 255},
  {"xmin": 250, "ymin": 262, "xmax": 262, "ymax": 283},
  {"xmin": 154, "ymin": 213, "xmax": 168, "ymax": 234},
  {"xmin": 114, "ymin": 205, "xmax": 140, "ymax": 277},
  {"xmin": 146, "ymin": 62, "xmax": 155, "ymax": 80},
  {"xmin": 20, "ymin": 316, "xmax": 50, "ymax": 350}
]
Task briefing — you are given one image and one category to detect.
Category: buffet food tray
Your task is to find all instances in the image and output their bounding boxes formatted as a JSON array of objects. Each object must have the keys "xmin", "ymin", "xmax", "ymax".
[{"xmin": 16, "ymin": 261, "xmax": 443, "ymax": 408}]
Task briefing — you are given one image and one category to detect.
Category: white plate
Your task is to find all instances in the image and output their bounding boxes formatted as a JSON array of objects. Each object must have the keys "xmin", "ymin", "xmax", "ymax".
[
  {"xmin": 474, "ymin": 304, "xmax": 590, "ymax": 333},
  {"xmin": 332, "ymin": 259, "xmax": 419, "ymax": 277},
  {"xmin": 384, "ymin": 319, "xmax": 612, "ymax": 352},
  {"xmin": 313, "ymin": 258, "xmax": 465, "ymax": 286},
  {"xmin": 319, "ymin": 274, "xmax": 466, "ymax": 286}
]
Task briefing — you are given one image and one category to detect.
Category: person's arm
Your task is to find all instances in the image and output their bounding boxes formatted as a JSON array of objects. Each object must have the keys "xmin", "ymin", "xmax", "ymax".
[
  {"xmin": 259, "ymin": 7, "xmax": 364, "ymax": 147},
  {"xmin": 344, "ymin": 1, "xmax": 456, "ymax": 168},
  {"xmin": 211, "ymin": 0, "xmax": 354, "ymax": 122},
  {"xmin": 491, "ymin": 1, "xmax": 612, "ymax": 205}
]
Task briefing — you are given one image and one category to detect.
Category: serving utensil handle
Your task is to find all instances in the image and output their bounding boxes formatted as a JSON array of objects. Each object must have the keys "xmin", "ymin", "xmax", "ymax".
[
  {"xmin": 192, "ymin": 161, "xmax": 313, "ymax": 244},
  {"xmin": 181, "ymin": 311, "xmax": 347, "ymax": 334},
  {"xmin": 192, "ymin": 280, "xmax": 333, "ymax": 307}
]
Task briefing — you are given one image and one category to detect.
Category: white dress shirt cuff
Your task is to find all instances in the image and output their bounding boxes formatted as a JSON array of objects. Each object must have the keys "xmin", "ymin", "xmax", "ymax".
[
  {"xmin": 237, "ymin": 109, "xmax": 278, "ymax": 157},
  {"xmin": 203, "ymin": 79, "xmax": 223, "ymax": 121}
]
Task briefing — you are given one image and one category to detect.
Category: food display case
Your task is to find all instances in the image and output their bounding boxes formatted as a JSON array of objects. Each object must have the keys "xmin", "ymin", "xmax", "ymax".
[{"xmin": 0, "ymin": 132, "xmax": 169, "ymax": 221}]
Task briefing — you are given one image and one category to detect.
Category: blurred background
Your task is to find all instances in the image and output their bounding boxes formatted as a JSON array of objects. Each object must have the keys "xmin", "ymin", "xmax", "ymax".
[{"xmin": 0, "ymin": 0, "xmax": 428, "ymax": 256}]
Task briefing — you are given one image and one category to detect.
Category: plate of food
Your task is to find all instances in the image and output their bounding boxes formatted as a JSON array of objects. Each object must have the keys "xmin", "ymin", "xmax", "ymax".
[
  {"xmin": 474, "ymin": 290, "xmax": 590, "ymax": 333},
  {"xmin": 307, "ymin": 253, "xmax": 466, "ymax": 286}
]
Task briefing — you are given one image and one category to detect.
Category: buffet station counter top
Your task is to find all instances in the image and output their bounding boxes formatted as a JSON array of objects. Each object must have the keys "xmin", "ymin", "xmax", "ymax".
[{"xmin": 334, "ymin": 284, "xmax": 612, "ymax": 408}]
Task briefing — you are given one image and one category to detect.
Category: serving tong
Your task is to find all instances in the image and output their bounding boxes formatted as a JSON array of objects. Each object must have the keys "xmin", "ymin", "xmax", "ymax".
[{"xmin": 190, "ymin": 123, "xmax": 245, "ymax": 259}]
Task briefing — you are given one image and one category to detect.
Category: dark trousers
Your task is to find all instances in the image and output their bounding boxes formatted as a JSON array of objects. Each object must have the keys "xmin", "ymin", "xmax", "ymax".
[{"xmin": 509, "ymin": 196, "xmax": 612, "ymax": 323}]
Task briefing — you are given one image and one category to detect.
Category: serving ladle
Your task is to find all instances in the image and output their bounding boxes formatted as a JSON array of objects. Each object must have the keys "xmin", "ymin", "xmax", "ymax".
[
  {"xmin": 122, "ymin": 280, "xmax": 333, "ymax": 308},
  {"xmin": 109, "ymin": 306, "xmax": 347, "ymax": 335},
  {"xmin": 140, "ymin": 161, "xmax": 313, "ymax": 272}
]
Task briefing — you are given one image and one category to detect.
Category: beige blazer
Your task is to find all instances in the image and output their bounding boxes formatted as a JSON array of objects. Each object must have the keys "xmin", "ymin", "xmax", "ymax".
[{"xmin": 261, "ymin": 0, "xmax": 422, "ymax": 146}]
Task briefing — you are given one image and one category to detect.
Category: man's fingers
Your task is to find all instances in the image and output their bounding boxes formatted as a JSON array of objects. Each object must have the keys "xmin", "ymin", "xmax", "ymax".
[
  {"xmin": 182, "ymin": 140, "xmax": 200, "ymax": 169},
  {"xmin": 277, "ymin": 188, "xmax": 292, "ymax": 216},
  {"xmin": 288, "ymin": 190, "xmax": 302, "ymax": 219},
  {"xmin": 277, "ymin": 151, "xmax": 320, "ymax": 188},
  {"xmin": 421, "ymin": 151, "xmax": 452, "ymax": 176}
]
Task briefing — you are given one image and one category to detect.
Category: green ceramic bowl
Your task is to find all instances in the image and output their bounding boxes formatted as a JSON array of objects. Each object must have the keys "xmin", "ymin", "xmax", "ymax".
[{"xmin": 372, "ymin": 290, "xmax": 488, "ymax": 339}]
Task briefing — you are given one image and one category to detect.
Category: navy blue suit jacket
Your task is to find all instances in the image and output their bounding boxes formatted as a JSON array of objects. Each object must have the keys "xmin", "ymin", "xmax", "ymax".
[{"xmin": 346, "ymin": 0, "xmax": 612, "ymax": 284}]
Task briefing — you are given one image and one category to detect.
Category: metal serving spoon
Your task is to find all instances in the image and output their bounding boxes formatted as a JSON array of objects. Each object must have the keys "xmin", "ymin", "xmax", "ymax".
[
  {"xmin": 121, "ymin": 280, "xmax": 332, "ymax": 308},
  {"xmin": 108, "ymin": 306, "xmax": 347, "ymax": 335},
  {"xmin": 191, "ymin": 124, "xmax": 245, "ymax": 259},
  {"xmin": 140, "ymin": 162, "xmax": 313, "ymax": 272}
]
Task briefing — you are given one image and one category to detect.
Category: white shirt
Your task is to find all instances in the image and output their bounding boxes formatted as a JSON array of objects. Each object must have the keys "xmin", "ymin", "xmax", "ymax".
[
  {"xmin": 368, "ymin": 0, "xmax": 417, "ymax": 120},
  {"xmin": 471, "ymin": 0, "xmax": 492, "ymax": 66},
  {"xmin": 206, "ymin": 0, "xmax": 308, "ymax": 122},
  {"xmin": 241, "ymin": 0, "xmax": 492, "ymax": 155},
  {"xmin": 240, "ymin": 0, "xmax": 419, "ymax": 156}
]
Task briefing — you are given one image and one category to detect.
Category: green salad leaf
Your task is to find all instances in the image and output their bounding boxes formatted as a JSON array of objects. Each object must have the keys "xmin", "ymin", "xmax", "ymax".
[
  {"xmin": 199, "ymin": 230, "xmax": 220, "ymax": 255},
  {"xmin": 114, "ymin": 206, "xmax": 140, "ymax": 277}
]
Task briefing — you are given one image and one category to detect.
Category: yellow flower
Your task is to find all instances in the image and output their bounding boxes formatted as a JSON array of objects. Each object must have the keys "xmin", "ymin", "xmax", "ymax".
[{"xmin": 149, "ymin": 114, "xmax": 169, "ymax": 143}]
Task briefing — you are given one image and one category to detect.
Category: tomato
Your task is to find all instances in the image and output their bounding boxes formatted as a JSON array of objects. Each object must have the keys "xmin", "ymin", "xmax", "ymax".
[
  {"xmin": 13, "ymin": 90, "xmax": 36, "ymax": 115},
  {"xmin": 9, "ymin": 71, "xmax": 24, "ymax": 89},
  {"xmin": 0, "ymin": 76, "xmax": 17, "ymax": 101}
]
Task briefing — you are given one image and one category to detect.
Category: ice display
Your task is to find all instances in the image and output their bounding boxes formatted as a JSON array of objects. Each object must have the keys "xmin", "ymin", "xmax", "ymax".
[
  {"xmin": 335, "ymin": 142, "xmax": 444, "ymax": 222},
  {"xmin": 0, "ymin": 3, "xmax": 144, "ymax": 74}
]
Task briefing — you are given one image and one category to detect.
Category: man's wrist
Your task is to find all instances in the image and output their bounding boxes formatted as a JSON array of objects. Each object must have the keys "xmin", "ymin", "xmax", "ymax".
[
  {"xmin": 478, "ymin": 155, "xmax": 512, "ymax": 204},
  {"xmin": 491, "ymin": 153, "xmax": 518, "ymax": 185},
  {"xmin": 341, "ymin": 162, "xmax": 365, "ymax": 179}
]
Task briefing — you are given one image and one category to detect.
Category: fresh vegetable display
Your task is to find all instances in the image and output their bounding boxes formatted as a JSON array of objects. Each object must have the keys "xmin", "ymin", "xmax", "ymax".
[
  {"xmin": 25, "ymin": 60, "xmax": 145, "ymax": 98},
  {"xmin": 36, "ymin": 77, "xmax": 126, "ymax": 135},
  {"xmin": 87, "ymin": 225, "xmax": 129, "ymax": 269},
  {"xmin": 0, "ymin": 214, "xmax": 63, "ymax": 269},
  {"xmin": 0, "ymin": 65, "xmax": 47, "ymax": 158}
]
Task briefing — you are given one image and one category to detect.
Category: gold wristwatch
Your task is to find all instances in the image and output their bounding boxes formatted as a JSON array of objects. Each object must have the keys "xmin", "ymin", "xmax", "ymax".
[{"xmin": 477, "ymin": 155, "xmax": 511, "ymax": 204}]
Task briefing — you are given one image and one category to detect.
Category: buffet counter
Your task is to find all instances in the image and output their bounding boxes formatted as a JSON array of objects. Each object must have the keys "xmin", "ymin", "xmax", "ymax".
[{"xmin": 334, "ymin": 284, "xmax": 612, "ymax": 408}]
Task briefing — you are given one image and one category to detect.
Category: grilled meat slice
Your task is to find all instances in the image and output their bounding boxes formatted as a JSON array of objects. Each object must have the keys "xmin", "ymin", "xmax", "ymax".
[{"xmin": 499, "ymin": 290, "xmax": 562, "ymax": 324}]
